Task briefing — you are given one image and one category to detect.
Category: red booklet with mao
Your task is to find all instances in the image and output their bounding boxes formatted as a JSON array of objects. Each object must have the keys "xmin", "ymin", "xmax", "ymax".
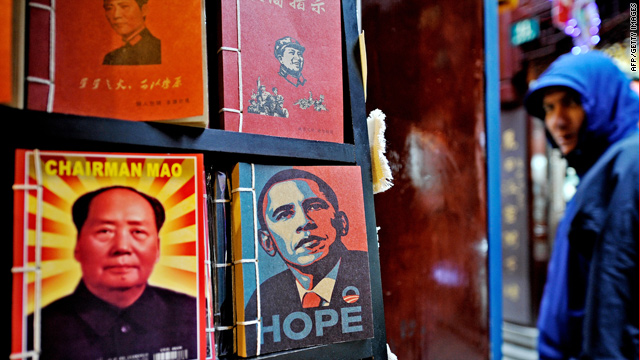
[
  {"xmin": 218, "ymin": 0, "xmax": 344, "ymax": 142},
  {"xmin": 26, "ymin": 0, "xmax": 208, "ymax": 127},
  {"xmin": 11, "ymin": 149, "xmax": 208, "ymax": 360}
]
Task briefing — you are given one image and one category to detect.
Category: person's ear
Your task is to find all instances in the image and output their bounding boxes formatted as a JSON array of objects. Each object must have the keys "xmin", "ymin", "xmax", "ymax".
[
  {"xmin": 74, "ymin": 238, "xmax": 81, "ymax": 262},
  {"xmin": 259, "ymin": 230, "xmax": 277, "ymax": 257},
  {"xmin": 333, "ymin": 211, "xmax": 349, "ymax": 237},
  {"xmin": 155, "ymin": 237, "xmax": 161, "ymax": 263}
]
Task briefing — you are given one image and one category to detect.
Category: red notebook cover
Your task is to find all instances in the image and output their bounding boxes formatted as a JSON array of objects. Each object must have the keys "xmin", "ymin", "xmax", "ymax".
[
  {"xmin": 1, "ymin": 0, "xmax": 24, "ymax": 107},
  {"xmin": 26, "ymin": 0, "xmax": 208, "ymax": 127},
  {"xmin": 11, "ymin": 149, "xmax": 208, "ymax": 360},
  {"xmin": 0, "ymin": 0, "xmax": 12, "ymax": 104},
  {"xmin": 218, "ymin": 0, "xmax": 344, "ymax": 142}
]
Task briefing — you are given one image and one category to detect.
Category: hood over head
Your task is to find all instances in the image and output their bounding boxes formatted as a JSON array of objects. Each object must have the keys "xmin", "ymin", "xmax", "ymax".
[{"xmin": 524, "ymin": 51, "xmax": 639, "ymax": 175}]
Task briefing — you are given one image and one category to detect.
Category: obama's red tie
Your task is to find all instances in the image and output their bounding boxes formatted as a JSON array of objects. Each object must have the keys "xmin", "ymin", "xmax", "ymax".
[{"xmin": 302, "ymin": 292, "xmax": 322, "ymax": 308}]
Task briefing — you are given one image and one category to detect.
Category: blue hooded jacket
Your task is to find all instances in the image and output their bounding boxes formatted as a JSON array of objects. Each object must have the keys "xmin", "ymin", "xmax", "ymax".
[{"xmin": 524, "ymin": 51, "xmax": 639, "ymax": 359}]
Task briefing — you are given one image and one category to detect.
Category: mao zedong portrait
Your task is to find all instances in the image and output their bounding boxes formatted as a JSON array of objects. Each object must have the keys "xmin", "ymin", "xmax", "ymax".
[
  {"xmin": 274, "ymin": 36, "xmax": 306, "ymax": 87},
  {"xmin": 244, "ymin": 169, "xmax": 373, "ymax": 355},
  {"xmin": 31, "ymin": 186, "xmax": 197, "ymax": 360},
  {"xmin": 102, "ymin": 0, "xmax": 161, "ymax": 65}
]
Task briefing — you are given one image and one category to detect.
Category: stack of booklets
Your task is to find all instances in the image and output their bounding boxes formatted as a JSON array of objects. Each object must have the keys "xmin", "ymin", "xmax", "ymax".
[
  {"xmin": 203, "ymin": 184, "xmax": 218, "ymax": 360},
  {"xmin": 206, "ymin": 170, "xmax": 236, "ymax": 358},
  {"xmin": 24, "ymin": 0, "xmax": 209, "ymax": 127},
  {"xmin": 230, "ymin": 163, "xmax": 374, "ymax": 357},
  {"xmin": 216, "ymin": 0, "xmax": 344, "ymax": 142},
  {"xmin": 11, "ymin": 149, "xmax": 209, "ymax": 360}
]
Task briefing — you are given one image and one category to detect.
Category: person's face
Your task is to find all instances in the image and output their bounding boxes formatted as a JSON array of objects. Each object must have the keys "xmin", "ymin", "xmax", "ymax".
[
  {"xmin": 104, "ymin": 0, "xmax": 147, "ymax": 39},
  {"xmin": 259, "ymin": 86, "xmax": 269, "ymax": 100},
  {"xmin": 74, "ymin": 188, "xmax": 160, "ymax": 296},
  {"xmin": 278, "ymin": 47, "xmax": 304, "ymax": 74},
  {"xmin": 263, "ymin": 179, "xmax": 337, "ymax": 267},
  {"xmin": 542, "ymin": 88, "xmax": 586, "ymax": 155}
]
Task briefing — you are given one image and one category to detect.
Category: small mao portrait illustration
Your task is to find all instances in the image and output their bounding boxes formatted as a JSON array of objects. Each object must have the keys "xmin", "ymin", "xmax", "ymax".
[
  {"xmin": 274, "ymin": 36, "xmax": 306, "ymax": 87},
  {"xmin": 102, "ymin": 0, "xmax": 161, "ymax": 66},
  {"xmin": 248, "ymin": 77, "xmax": 289, "ymax": 118}
]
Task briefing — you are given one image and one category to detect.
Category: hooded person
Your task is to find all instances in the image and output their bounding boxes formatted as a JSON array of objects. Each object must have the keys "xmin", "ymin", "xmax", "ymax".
[{"xmin": 524, "ymin": 51, "xmax": 639, "ymax": 359}]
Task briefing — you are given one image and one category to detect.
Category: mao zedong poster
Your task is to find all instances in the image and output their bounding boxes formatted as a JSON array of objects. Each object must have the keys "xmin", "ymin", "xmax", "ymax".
[
  {"xmin": 26, "ymin": 0, "xmax": 207, "ymax": 125},
  {"xmin": 218, "ymin": 0, "xmax": 344, "ymax": 142},
  {"xmin": 11, "ymin": 149, "xmax": 207, "ymax": 360},
  {"xmin": 231, "ymin": 163, "xmax": 374, "ymax": 357}
]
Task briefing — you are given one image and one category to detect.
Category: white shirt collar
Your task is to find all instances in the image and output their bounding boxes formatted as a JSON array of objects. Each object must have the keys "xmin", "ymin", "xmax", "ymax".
[{"xmin": 293, "ymin": 260, "xmax": 341, "ymax": 306}]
